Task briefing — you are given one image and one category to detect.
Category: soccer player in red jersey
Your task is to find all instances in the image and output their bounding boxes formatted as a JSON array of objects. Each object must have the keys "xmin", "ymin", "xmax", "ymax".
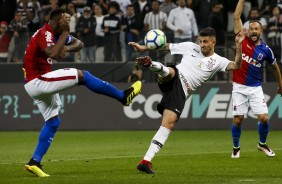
[
  {"xmin": 23, "ymin": 8, "xmax": 142, "ymax": 177},
  {"xmin": 231, "ymin": 0, "xmax": 282, "ymax": 158}
]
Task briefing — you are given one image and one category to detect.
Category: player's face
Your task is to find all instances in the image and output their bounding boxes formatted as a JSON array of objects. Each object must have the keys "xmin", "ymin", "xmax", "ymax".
[
  {"xmin": 54, "ymin": 14, "xmax": 64, "ymax": 34},
  {"xmin": 248, "ymin": 22, "xmax": 262, "ymax": 43},
  {"xmin": 56, "ymin": 22, "xmax": 63, "ymax": 34},
  {"xmin": 199, "ymin": 36, "xmax": 215, "ymax": 57}
]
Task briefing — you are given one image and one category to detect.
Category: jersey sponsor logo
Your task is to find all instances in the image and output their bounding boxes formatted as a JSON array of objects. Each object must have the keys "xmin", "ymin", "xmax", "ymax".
[
  {"xmin": 242, "ymin": 53, "xmax": 261, "ymax": 67},
  {"xmin": 179, "ymin": 72, "xmax": 191, "ymax": 93},
  {"xmin": 206, "ymin": 57, "xmax": 216, "ymax": 70},
  {"xmin": 45, "ymin": 31, "xmax": 52, "ymax": 43}
]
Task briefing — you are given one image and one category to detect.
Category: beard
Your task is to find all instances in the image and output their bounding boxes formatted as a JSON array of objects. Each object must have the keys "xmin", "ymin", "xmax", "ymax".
[{"xmin": 249, "ymin": 33, "xmax": 260, "ymax": 43}]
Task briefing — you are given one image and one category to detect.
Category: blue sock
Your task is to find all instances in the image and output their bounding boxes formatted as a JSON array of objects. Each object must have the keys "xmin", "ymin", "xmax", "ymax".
[
  {"xmin": 83, "ymin": 70, "xmax": 124, "ymax": 100},
  {"xmin": 232, "ymin": 124, "xmax": 241, "ymax": 148},
  {"xmin": 258, "ymin": 122, "xmax": 269, "ymax": 144},
  {"xmin": 32, "ymin": 116, "xmax": 61, "ymax": 162}
]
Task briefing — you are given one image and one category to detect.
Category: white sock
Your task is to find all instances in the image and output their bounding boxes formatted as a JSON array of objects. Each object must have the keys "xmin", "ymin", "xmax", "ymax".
[
  {"xmin": 143, "ymin": 126, "xmax": 171, "ymax": 162},
  {"xmin": 149, "ymin": 61, "xmax": 169, "ymax": 78}
]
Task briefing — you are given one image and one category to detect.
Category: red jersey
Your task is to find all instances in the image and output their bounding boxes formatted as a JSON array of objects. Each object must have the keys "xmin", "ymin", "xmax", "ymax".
[
  {"xmin": 23, "ymin": 24, "xmax": 56, "ymax": 83},
  {"xmin": 232, "ymin": 37, "xmax": 275, "ymax": 86}
]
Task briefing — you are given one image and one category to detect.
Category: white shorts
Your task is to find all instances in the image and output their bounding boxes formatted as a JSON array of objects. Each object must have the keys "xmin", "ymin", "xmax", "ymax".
[
  {"xmin": 24, "ymin": 68, "xmax": 79, "ymax": 121},
  {"xmin": 232, "ymin": 82, "xmax": 268, "ymax": 116}
]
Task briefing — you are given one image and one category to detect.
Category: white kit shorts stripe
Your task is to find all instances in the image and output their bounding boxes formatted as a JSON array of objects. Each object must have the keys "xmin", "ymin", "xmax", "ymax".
[
  {"xmin": 24, "ymin": 68, "xmax": 79, "ymax": 121},
  {"xmin": 232, "ymin": 82, "xmax": 268, "ymax": 116}
]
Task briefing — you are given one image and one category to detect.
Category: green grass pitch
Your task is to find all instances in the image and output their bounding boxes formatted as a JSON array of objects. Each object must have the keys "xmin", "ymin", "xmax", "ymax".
[{"xmin": 0, "ymin": 130, "xmax": 282, "ymax": 184}]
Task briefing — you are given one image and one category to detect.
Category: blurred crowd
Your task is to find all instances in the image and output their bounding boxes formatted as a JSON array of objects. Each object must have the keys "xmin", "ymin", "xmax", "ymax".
[{"xmin": 0, "ymin": 0, "xmax": 282, "ymax": 80}]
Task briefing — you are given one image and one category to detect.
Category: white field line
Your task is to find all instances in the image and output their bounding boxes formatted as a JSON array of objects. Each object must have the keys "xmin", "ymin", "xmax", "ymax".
[
  {"xmin": 238, "ymin": 179, "xmax": 254, "ymax": 182},
  {"xmin": 1, "ymin": 148, "xmax": 281, "ymax": 165}
]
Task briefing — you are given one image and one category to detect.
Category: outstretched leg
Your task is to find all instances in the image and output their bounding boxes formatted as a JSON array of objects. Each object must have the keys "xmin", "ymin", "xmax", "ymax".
[
  {"xmin": 79, "ymin": 70, "xmax": 142, "ymax": 106},
  {"xmin": 136, "ymin": 56, "xmax": 173, "ymax": 82}
]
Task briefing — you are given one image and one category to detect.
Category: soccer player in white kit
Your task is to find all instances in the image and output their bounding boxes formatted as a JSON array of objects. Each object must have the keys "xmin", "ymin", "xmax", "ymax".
[
  {"xmin": 231, "ymin": 0, "xmax": 282, "ymax": 159},
  {"xmin": 128, "ymin": 27, "xmax": 246, "ymax": 174},
  {"xmin": 23, "ymin": 8, "xmax": 142, "ymax": 177}
]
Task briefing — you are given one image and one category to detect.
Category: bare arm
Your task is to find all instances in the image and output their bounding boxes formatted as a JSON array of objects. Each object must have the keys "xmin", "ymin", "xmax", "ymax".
[
  {"xmin": 65, "ymin": 37, "xmax": 84, "ymax": 52},
  {"xmin": 272, "ymin": 62, "xmax": 282, "ymax": 96},
  {"xmin": 226, "ymin": 43, "xmax": 242, "ymax": 71},
  {"xmin": 158, "ymin": 43, "xmax": 170, "ymax": 51},
  {"xmin": 128, "ymin": 42, "xmax": 170, "ymax": 52},
  {"xmin": 45, "ymin": 13, "xmax": 70, "ymax": 60},
  {"xmin": 45, "ymin": 31, "xmax": 69, "ymax": 60},
  {"xmin": 234, "ymin": 0, "xmax": 244, "ymax": 34},
  {"xmin": 226, "ymin": 28, "xmax": 246, "ymax": 71}
]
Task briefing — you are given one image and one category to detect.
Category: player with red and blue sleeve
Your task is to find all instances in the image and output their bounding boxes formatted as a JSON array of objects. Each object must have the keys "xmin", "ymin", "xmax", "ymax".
[
  {"xmin": 233, "ymin": 37, "xmax": 276, "ymax": 87},
  {"xmin": 231, "ymin": 0, "xmax": 282, "ymax": 159},
  {"xmin": 23, "ymin": 8, "xmax": 142, "ymax": 177}
]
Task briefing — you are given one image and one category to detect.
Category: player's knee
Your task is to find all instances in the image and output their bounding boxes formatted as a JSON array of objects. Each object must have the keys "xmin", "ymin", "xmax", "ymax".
[
  {"xmin": 46, "ymin": 116, "xmax": 61, "ymax": 127},
  {"xmin": 162, "ymin": 121, "xmax": 176, "ymax": 130},
  {"xmin": 157, "ymin": 67, "xmax": 175, "ymax": 83},
  {"xmin": 258, "ymin": 114, "xmax": 268, "ymax": 123},
  {"xmin": 233, "ymin": 115, "xmax": 243, "ymax": 126},
  {"xmin": 77, "ymin": 69, "xmax": 86, "ymax": 84},
  {"xmin": 169, "ymin": 67, "xmax": 175, "ymax": 75}
]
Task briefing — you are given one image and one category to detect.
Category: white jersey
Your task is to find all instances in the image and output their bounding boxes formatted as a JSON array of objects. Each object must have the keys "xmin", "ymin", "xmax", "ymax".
[{"xmin": 170, "ymin": 42, "xmax": 230, "ymax": 97}]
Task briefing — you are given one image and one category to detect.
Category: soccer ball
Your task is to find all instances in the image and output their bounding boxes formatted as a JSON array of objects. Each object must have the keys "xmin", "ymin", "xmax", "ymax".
[{"xmin": 144, "ymin": 29, "xmax": 166, "ymax": 50}]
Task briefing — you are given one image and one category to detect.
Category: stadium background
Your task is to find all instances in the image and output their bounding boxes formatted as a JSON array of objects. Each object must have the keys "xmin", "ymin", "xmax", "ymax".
[
  {"xmin": 0, "ymin": 1, "xmax": 282, "ymax": 129},
  {"xmin": 1, "ymin": 67, "xmax": 281, "ymax": 130}
]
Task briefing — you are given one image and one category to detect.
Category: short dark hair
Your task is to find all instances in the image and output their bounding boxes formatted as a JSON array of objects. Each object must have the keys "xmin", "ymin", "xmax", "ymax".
[
  {"xmin": 126, "ymin": 4, "xmax": 134, "ymax": 9},
  {"xmin": 151, "ymin": 0, "xmax": 161, "ymax": 5},
  {"xmin": 49, "ymin": 8, "xmax": 66, "ymax": 21},
  {"xmin": 199, "ymin": 27, "xmax": 216, "ymax": 37},
  {"xmin": 108, "ymin": 1, "xmax": 120, "ymax": 11},
  {"xmin": 250, "ymin": 7, "xmax": 259, "ymax": 14}
]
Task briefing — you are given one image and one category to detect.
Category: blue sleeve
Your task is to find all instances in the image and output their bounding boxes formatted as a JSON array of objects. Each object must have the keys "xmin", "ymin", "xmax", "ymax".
[
  {"xmin": 266, "ymin": 46, "xmax": 276, "ymax": 65},
  {"xmin": 54, "ymin": 34, "xmax": 73, "ymax": 45}
]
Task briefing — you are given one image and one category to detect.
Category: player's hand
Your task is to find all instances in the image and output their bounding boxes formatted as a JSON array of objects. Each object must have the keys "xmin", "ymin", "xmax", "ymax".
[
  {"xmin": 235, "ymin": 28, "xmax": 246, "ymax": 44},
  {"xmin": 128, "ymin": 42, "xmax": 147, "ymax": 52},
  {"xmin": 136, "ymin": 56, "xmax": 152, "ymax": 67},
  {"xmin": 278, "ymin": 87, "xmax": 282, "ymax": 97},
  {"xmin": 59, "ymin": 13, "xmax": 70, "ymax": 32}
]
